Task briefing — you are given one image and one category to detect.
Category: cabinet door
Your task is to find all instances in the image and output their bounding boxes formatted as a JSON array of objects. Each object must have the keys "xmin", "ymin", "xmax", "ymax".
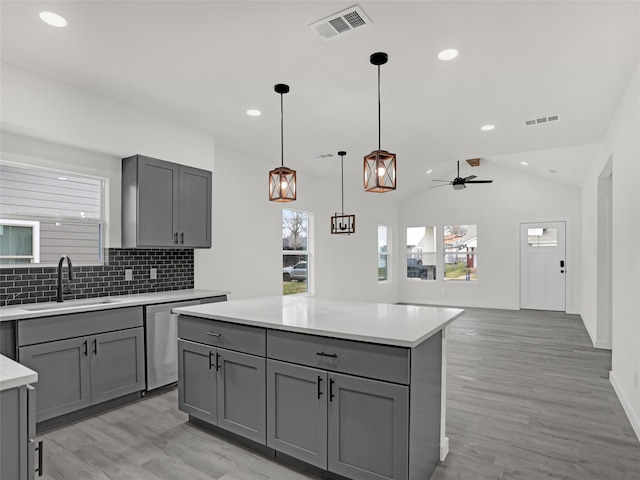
[
  {"xmin": 266, "ymin": 360, "xmax": 327, "ymax": 468},
  {"xmin": 90, "ymin": 328, "xmax": 145, "ymax": 405},
  {"xmin": 328, "ymin": 373, "xmax": 409, "ymax": 480},
  {"xmin": 178, "ymin": 339, "xmax": 217, "ymax": 424},
  {"xmin": 137, "ymin": 156, "xmax": 180, "ymax": 246},
  {"xmin": 217, "ymin": 349, "xmax": 266, "ymax": 443},
  {"xmin": 178, "ymin": 166, "xmax": 212, "ymax": 248},
  {"xmin": 19, "ymin": 338, "xmax": 91, "ymax": 422}
]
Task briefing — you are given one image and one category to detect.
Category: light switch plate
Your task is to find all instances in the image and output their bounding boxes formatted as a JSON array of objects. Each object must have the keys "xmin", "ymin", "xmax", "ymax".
[
  {"xmin": 150, "ymin": 268, "xmax": 157, "ymax": 280},
  {"xmin": 125, "ymin": 269, "xmax": 133, "ymax": 281}
]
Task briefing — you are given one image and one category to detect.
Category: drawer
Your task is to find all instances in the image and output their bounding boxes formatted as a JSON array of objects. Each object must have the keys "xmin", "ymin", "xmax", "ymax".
[
  {"xmin": 18, "ymin": 306, "xmax": 143, "ymax": 346},
  {"xmin": 267, "ymin": 330, "xmax": 409, "ymax": 385},
  {"xmin": 177, "ymin": 315, "xmax": 265, "ymax": 356}
]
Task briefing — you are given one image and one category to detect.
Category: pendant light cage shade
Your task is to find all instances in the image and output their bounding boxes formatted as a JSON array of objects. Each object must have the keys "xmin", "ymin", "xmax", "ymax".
[
  {"xmin": 331, "ymin": 214, "xmax": 356, "ymax": 235},
  {"xmin": 269, "ymin": 166, "xmax": 297, "ymax": 202},
  {"xmin": 269, "ymin": 83, "xmax": 297, "ymax": 202},
  {"xmin": 364, "ymin": 149, "xmax": 396, "ymax": 192}
]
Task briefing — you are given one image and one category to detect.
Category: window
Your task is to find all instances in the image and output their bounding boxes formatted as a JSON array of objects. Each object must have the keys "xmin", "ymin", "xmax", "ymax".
[
  {"xmin": 527, "ymin": 227, "xmax": 558, "ymax": 247},
  {"xmin": 443, "ymin": 224, "xmax": 477, "ymax": 282},
  {"xmin": 0, "ymin": 163, "xmax": 104, "ymax": 266},
  {"xmin": 378, "ymin": 225, "xmax": 390, "ymax": 282},
  {"xmin": 406, "ymin": 226, "xmax": 436, "ymax": 280},
  {"xmin": 282, "ymin": 209, "xmax": 310, "ymax": 295}
]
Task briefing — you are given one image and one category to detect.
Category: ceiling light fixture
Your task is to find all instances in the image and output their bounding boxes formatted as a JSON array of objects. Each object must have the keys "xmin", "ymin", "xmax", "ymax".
[
  {"xmin": 521, "ymin": 161, "xmax": 529, "ymax": 166},
  {"xmin": 331, "ymin": 151, "xmax": 356, "ymax": 235},
  {"xmin": 481, "ymin": 124, "xmax": 495, "ymax": 131},
  {"xmin": 39, "ymin": 11, "xmax": 67, "ymax": 27},
  {"xmin": 268, "ymin": 84, "xmax": 296, "ymax": 202},
  {"xmin": 364, "ymin": 52, "xmax": 396, "ymax": 193},
  {"xmin": 246, "ymin": 109, "xmax": 261, "ymax": 117},
  {"xmin": 438, "ymin": 49, "xmax": 459, "ymax": 61},
  {"xmin": 426, "ymin": 169, "xmax": 433, "ymax": 175}
]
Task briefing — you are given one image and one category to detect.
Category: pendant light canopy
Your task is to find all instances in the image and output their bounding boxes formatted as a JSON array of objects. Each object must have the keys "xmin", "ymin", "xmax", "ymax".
[
  {"xmin": 331, "ymin": 151, "xmax": 356, "ymax": 235},
  {"xmin": 364, "ymin": 52, "xmax": 396, "ymax": 193},
  {"xmin": 269, "ymin": 84, "xmax": 297, "ymax": 202}
]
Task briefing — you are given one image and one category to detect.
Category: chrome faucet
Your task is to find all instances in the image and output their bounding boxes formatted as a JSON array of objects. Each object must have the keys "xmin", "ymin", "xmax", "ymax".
[{"xmin": 57, "ymin": 255, "xmax": 74, "ymax": 302}]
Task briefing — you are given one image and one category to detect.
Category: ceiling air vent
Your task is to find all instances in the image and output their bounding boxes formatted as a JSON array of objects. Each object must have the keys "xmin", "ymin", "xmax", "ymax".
[
  {"xmin": 309, "ymin": 5, "xmax": 371, "ymax": 40},
  {"xmin": 524, "ymin": 114, "xmax": 561, "ymax": 126}
]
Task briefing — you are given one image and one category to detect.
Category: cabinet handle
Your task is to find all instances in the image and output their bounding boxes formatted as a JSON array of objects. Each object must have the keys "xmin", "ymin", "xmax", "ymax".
[
  {"xmin": 317, "ymin": 376, "xmax": 323, "ymax": 399},
  {"xmin": 174, "ymin": 232, "xmax": 179, "ymax": 244},
  {"xmin": 206, "ymin": 332, "xmax": 221, "ymax": 337},
  {"xmin": 83, "ymin": 340, "xmax": 88, "ymax": 357},
  {"xmin": 93, "ymin": 338, "xmax": 97, "ymax": 355},
  {"xmin": 180, "ymin": 232, "xmax": 184, "ymax": 244},
  {"xmin": 35, "ymin": 439, "xmax": 43, "ymax": 476},
  {"xmin": 215, "ymin": 352, "xmax": 221, "ymax": 372},
  {"xmin": 208, "ymin": 351, "xmax": 214, "ymax": 370},
  {"xmin": 316, "ymin": 352, "xmax": 338, "ymax": 358},
  {"xmin": 329, "ymin": 378, "xmax": 335, "ymax": 402}
]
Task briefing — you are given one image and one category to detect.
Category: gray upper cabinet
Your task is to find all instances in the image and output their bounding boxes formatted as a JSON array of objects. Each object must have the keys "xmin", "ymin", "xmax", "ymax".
[{"xmin": 122, "ymin": 155, "xmax": 212, "ymax": 248}]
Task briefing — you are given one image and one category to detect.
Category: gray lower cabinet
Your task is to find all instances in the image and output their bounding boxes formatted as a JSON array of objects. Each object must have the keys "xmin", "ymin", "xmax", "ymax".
[
  {"xmin": 178, "ymin": 339, "xmax": 266, "ymax": 443},
  {"xmin": 19, "ymin": 327, "xmax": 145, "ymax": 423},
  {"xmin": 266, "ymin": 359, "xmax": 409, "ymax": 480},
  {"xmin": 0, "ymin": 384, "xmax": 40, "ymax": 479}
]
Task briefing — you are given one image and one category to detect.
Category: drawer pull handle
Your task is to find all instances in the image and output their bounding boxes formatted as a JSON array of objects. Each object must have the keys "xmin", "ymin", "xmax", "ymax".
[
  {"xmin": 35, "ymin": 439, "xmax": 43, "ymax": 476},
  {"xmin": 329, "ymin": 378, "xmax": 335, "ymax": 402},
  {"xmin": 208, "ymin": 351, "xmax": 214, "ymax": 370},
  {"xmin": 317, "ymin": 376, "xmax": 323, "ymax": 399},
  {"xmin": 206, "ymin": 332, "xmax": 222, "ymax": 337},
  {"xmin": 316, "ymin": 352, "xmax": 337, "ymax": 358}
]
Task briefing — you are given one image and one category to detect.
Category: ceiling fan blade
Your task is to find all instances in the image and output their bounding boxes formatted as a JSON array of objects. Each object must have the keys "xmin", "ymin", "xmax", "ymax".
[
  {"xmin": 431, "ymin": 179, "xmax": 452, "ymax": 183},
  {"xmin": 464, "ymin": 180, "xmax": 493, "ymax": 184},
  {"xmin": 429, "ymin": 184, "xmax": 451, "ymax": 189},
  {"xmin": 463, "ymin": 175, "xmax": 477, "ymax": 181}
]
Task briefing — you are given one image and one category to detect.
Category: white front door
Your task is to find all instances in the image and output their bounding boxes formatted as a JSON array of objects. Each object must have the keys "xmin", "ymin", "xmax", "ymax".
[{"xmin": 520, "ymin": 221, "xmax": 566, "ymax": 311}]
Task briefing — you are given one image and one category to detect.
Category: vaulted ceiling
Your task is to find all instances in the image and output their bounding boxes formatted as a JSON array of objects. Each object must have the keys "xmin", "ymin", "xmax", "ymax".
[{"xmin": 1, "ymin": 1, "xmax": 638, "ymax": 197}]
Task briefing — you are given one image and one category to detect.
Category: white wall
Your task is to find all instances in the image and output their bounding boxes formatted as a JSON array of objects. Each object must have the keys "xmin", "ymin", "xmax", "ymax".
[
  {"xmin": 399, "ymin": 160, "xmax": 582, "ymax": 312},
  {"xmin": 581, "ymin": 63, "xmax": 640, "ymax": 438},
  {"xmin": 200, "ymin": 143, "xmax": 401, "ymax": 303}
]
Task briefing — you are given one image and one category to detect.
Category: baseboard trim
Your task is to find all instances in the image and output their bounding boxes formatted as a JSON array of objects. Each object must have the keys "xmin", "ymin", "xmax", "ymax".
[
  {"xmin": 610, "ymin": 371, "xmax": 640, "ymax": 442},
  {"xmin": 440, "ymin": 436, "xmax": 449, "ymax": 461}
]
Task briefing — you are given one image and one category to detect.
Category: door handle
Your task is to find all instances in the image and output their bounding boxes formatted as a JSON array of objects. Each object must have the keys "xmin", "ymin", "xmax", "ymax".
[
  {"xmin": 180, "ymin": 232, "xmax": 184, "ymax": 244},
  {"xmin": 317, "ymin": 376, "xmax": 323, "ymax": 399},
  {"xmin": 215, "ymin": 352, "xmax": 221, "ymax": 372},
  {"xmin": 83, "ymin": 340, "xmax": 88, "ymax": 357},
  {"xmin": 329, "ymin": 378, "xmax": 335, "ymax": 402},
  {"xmin": 93, "ymin": 338, "xmax": 97, "ymax": 355},
  {"xmin": 35, "ymin": 439, "xmax": 43, "ymax": 476},
  {"xmin": 560, "ymin": 260, "xmax": 565, "ymax": 268},
  {"xmin": 208, "ymin": 351, "xmax": 214, "ymax": 370},
  {"xmin": 174, "ymin": 232, "xmax": 179, "ymax": 244}
]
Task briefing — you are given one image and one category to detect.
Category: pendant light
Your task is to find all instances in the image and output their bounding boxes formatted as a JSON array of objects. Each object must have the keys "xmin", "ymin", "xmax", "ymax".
[
  {"xmin": 364, "ymin": 52, "xmax": 396, "ymax": 192},
  {"xmin": 269, "ymin": 84, "xmax": 297, "ymax": 202},
  {"xmin": 331, "ymin": 151, "xmax": 356, "ymax": 235}
]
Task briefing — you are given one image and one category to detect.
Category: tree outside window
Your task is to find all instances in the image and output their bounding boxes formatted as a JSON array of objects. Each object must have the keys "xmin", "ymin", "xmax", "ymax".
[
  {"xmin": 443, "ymin": 224, "xmax": 477, "ymax": 281},
  {"xmin": 282, "ymin": 209, "xmax": 310, "ymax": 295}
]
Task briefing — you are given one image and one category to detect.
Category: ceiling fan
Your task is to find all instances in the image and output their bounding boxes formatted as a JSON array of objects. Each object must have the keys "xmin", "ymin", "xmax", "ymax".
[{"xmin": 431, "ymin": 161, "xmax": 494, "ymax": 190}]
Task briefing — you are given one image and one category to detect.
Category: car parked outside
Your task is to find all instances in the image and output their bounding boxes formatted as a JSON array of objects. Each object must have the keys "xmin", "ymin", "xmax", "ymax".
[{"xmin": 283, "ymin": 261, "xmax": 307, "ymax": 282}]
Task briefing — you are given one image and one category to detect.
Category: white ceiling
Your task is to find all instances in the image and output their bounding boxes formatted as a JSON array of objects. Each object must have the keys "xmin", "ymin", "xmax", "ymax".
[{"xmin": 1, "ymin": 1, "xmax": 638, "ymax": 198}]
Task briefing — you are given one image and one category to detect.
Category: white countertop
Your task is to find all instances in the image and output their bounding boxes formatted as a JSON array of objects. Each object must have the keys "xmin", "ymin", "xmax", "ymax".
[
  {"xmin": 0, "ymin": 355, "xmax": 38, "ymax": 391},
  {"xmin": 0, "ymin": 289, "xmax": 230, "ymax": 322},
  {"xmin": 174, "ymin": 296, "xmax": 464, "ymax": 347}
]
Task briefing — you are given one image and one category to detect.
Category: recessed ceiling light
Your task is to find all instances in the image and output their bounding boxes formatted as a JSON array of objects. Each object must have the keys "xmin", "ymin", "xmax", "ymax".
[
  {"xmin": 481, "ymin": 124, "xmax": 495, "ymax": 131},
  {"xmin": 438, "ymin": 49, "xmax": 459, "ymax": 61},
  {"xmin": 246, "ymin": 109, "xmax": 261, "ymax": 117},
  {"xmin": 57, "ymin": 177, "xmax": 68, "ymax": 180},
  {"xmin": 520, "ymin": 162, "xmax": 528, "ymax": 166},
  {"xmin": 39, "ymin": 11, "xmax": 67, "ymax": 27},
  {"xmin": 426, "ymin": 169, "xmax": 433, "ymax": 174}
]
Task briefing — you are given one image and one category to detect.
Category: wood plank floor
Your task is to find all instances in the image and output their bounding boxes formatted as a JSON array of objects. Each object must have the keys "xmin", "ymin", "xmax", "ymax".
[{"xmin": 37, "ymin": 308, "xmax": 640, "ymax": 480}]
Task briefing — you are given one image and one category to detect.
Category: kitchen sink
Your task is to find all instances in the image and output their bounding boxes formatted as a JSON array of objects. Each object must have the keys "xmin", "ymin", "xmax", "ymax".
[{"xmin": 22, "ymin": 298, "xmax": 122, "ymax": 312}]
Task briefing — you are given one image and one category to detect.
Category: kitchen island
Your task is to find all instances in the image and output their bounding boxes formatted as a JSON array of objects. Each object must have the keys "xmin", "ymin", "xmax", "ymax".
[{"xmin": 174, "ymin": 296, "xmax": 463, "ymax": 480}]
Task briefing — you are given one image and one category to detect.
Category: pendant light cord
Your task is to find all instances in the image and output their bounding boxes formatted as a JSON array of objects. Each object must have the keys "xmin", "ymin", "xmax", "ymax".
[
  {"xmin": 341, "ymin": 154, "xmax": 345, "ymax": 215},
  {"xmin": 280, "ymin": 93, "xmax": 284, "ymax": 168},
  {"xmin": 377, "ymin": 64, "xmax": 381, "ymax": 150}
]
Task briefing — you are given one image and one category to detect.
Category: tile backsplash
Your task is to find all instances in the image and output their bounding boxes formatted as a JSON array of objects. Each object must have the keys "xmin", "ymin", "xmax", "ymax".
[{"xmin": 0, "ymin": 248, "xmax": 194, "ymax": 307}]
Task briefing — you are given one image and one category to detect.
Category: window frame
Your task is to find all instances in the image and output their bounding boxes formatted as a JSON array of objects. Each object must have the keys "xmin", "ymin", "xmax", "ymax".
[
  {"xmin": 282, "ymin": 208, "xmax": 313, "ymax": 296},
  {"xmin": 405, "ymin": 226, "xmax": 437, "ymax": 281},
  {"xmin": 378, "ymin": 225, "xmax": 390, "ymax": 283},
  {"xmin": 0, "ymin": 219, "xmax": 41, "ymax": 264},
  {"xmin": 443, "ymin": 224, "xmax": 478, "ymax": 282}
]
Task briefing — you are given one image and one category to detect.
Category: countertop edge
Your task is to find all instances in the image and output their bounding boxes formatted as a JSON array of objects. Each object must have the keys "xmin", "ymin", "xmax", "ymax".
[
  {"xmin": 0, "ymin": 289, "xmax": 230, "ymax": 322},
  {"xmin": 0, "ymin": 355, "xmax": 38, "ymax": 391}
]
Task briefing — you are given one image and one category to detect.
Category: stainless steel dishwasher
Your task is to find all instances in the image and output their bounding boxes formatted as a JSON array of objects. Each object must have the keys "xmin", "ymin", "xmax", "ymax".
[{"xmin": 145, "ymin": 296, "xmax": 226, "ymax": 390}]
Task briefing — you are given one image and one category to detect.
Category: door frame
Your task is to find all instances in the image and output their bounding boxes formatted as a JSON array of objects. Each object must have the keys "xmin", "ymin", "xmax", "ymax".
[{"xmin": 517, "ymin": 217, "xmax": 573, "ymax": 313}]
